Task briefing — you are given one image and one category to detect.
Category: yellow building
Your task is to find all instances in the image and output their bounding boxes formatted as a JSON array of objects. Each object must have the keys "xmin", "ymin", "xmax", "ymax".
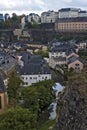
[{"xmin": 0, "ymin": 75, "xmax": 8, "ymax": 111}]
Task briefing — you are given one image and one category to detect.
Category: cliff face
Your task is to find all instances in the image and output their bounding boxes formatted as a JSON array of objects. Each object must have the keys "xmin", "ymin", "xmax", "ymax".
[{"xmin": 55, "ymin": 72, "xmax": 87, "ymax": 130}]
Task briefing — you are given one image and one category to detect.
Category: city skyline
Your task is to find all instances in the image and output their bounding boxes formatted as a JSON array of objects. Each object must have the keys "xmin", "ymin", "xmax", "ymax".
[{"xmin": 0, "ymin": 0, "xmax": 87, "ymax": 16}]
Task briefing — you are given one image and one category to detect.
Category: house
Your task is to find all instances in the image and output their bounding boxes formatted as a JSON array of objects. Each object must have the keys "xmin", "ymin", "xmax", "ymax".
[
  {"xmin": 66, "ymin": 51, "xmax": 79, "ymax": 60},
  {"xmin": 17, "ymin": 52, "xmax": 51, "ymax": 86},
  {"xmin": 0, "ymin": 74, "xmax": 8, "ymax": 111},
  {"xmin": 68, "ymin": 56, "xmax": 83, "ymax": 72},
  {"xmin": 19, "ymin": 63, "xmax": 51, "ymax": 86},
  {"xmin": 49, "ymin": 45, "xmax": 76, "ymax": 67},
  {"xmin": 0, "ymin": 55, "xmax": 17, "ymax": 74},
  {"xmin": 49, "ymin": 46, "xmax": 67, "ymax": 59},
  {"xmin": 49, "ymin": 57, "xmax": 66, "ymax": 68},
  {"xmin": 75, "ymin": 41, "xmax": 87, "ymax": 49}
]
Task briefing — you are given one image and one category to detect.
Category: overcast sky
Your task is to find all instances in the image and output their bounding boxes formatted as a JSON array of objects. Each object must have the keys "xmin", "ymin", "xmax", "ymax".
[{"xmin": 0, "ymin": 0, "xmax": 87, "ymax": 16}]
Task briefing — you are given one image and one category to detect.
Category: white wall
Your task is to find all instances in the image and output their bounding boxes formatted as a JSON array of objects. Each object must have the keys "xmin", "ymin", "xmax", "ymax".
[
  {"xmin": 21, "ymin": 74, "xmax": 51, "ymax": 86},
  {"xmin": 59, "ymin": 11, "xmax": 78, "ymax": 18},
  {"xmin": 49, "ymin": 52, "xmax": 66, "ymax": 59}
]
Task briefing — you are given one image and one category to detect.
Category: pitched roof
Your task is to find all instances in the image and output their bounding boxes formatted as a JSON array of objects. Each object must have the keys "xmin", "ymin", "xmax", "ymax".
[
  {"xmin": 68, "ymin": 56, "xmax": 83, "ymax": 65},
  {"xmin": 56, "ymin": 17, "xmax": 87, "ymax": 23},
  {"xmin": 0, "ymin": 74, "xmax": 6, "ymax": 93},
  {"xmin": 19, "ymin": 63, "xmax": 51, "ymax": 75}
]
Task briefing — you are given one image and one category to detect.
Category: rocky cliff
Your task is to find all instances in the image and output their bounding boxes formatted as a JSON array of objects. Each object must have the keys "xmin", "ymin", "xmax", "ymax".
[{"xmin": 55, "ymin": 70, "xmax": 87, "ymax": 130}]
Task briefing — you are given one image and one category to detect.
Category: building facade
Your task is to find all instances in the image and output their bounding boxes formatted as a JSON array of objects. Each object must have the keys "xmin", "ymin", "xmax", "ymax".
[
  {"xmin": 55, "ymin": 17, "xmax": 87, "ymax": 32},
  {"xmin": 27, "ymin": 13, "xmax": 41, "ymax": 23},
  {"xmin": 68, "ymin": 57, "xmax": 83, "ymax": 73},
  {"xmin": 0, "ymin": 75, "xmax": 8, "ymax": 111},
  {"xmin": 0, "ymin": 14, "xmax": 4, "ymax": 22},
  {"xmin": 17, "ymin": 52, "xmax": 51, "ymax": 86},
  {"xmin": 41, "ymin": 10, "xmax": 58, "ymax": 23},
  {"xmin": 78, "ymin": 11, "xmax": 87, "ymax": 17},
  {"xmin": 58, "ymin": 8, "xmax": 80, "ymax": 18}
]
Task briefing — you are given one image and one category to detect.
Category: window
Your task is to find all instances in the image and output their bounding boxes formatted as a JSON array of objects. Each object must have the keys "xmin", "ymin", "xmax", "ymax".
[
  {"xmin": 45, "ymin": 76, "xmax": 47, "ymax": 79},
  {"xmin": 22, "ymin": 77, "xmax": 24, "ymax": 79},
  {"xmin": 26, "ymin": 77, "xmax": 28, "ymax": 80},
  {"xmin": 33, "ymin": 77, "xmax": 37, "ymax": 79},
  {"xmin": 30, "ymin": 77, "xmax": 32, "ymax": 79},
  {"xmin": 25, "ymin": 82, "xmax": 28, "ymax": 85},
  {"xmin": 75, "ymin": 64, "xmax": 79, "ymax": 66}
]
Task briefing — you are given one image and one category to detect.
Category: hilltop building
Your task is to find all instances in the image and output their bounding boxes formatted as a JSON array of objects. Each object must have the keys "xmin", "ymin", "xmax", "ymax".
[
  {"xmin": 58, "ymin": 8, "xmax": 80, "ymax": 18},
  {"xmin": 55, "ymin": 17, "xmax": 87, "ymax": 32},
  {"xmin": 27, "ymin": 13, "xmax": 41, "ymax": 23},
  {"xmin": 41, "ymin": 10, "xmax": 58, "ymax": 23}
]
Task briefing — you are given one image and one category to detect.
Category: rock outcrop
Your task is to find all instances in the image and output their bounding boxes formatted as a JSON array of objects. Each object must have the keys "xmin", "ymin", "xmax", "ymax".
[{"xmin": 55, "ymin": 71, "xmax": 87, "ymax": 130}]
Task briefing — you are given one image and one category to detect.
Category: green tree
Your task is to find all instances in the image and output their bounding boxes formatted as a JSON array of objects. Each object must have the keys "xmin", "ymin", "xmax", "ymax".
[
  {"xmin": 36, "ymin": 80, "xmax": 55, "ymax": 110},
  {"xmin": 4, "ymin": 19, "xmax": 11, "ymax": 29},
  {"xmin": 21, "ymin": 80, "xmax": 55, "ymax": 113},
  {"xmin": 11, "ymin": 13, "xmax": 19, "ymax": 23},
  {"xmin": 32, "ymin": 22, "xmax": 39, "ymax": 28},
  {"xmin": 21, "ymin": 87, "xmax": 39, "ymax": 114},
  {"xmin": 7, "ymin": 70, "xmax": 23, "ymax": 106},
  {"xmin": 0, "ymin": 107, "xmax": 37, "ymax": 130}
]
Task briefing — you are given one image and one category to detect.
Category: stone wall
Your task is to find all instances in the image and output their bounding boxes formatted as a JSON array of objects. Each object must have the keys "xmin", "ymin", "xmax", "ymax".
[{"xmin": 55, "ymin": 72, "xmax": 87, "ymax": 130}]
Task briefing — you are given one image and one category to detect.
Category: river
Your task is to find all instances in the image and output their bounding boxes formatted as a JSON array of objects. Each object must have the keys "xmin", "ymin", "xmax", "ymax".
[{"xmin": 49, "ymin": 82, "xmax": 64, "ymax": 120}]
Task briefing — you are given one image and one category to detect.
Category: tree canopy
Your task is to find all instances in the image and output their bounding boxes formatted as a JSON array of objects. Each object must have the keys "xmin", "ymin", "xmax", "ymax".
[
  {"xmin": 0, "ymin": 107, "xmax": 37, "ymax": 130},
  {"xmin": 7, "ymin": 70, "xmax": 23, "ymax": 106}
]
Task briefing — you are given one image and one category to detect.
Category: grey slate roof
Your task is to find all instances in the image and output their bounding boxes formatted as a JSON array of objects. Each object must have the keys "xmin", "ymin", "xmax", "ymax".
[
  {"xmin": 50, "ymin": 46, "xmax": 67, "ymax": 52},
  {"xmin": 59, "ymin": 8, "xmax": 80, "ymax": 12},
  {"xmin": 50, "ymin": 45, "xmax": 76, "ymax": 53},
  {"xmin": 0, "ymin": 74, "xmax": 6, "ymax": 93},
  {"xmin": 19, "ymin": 63, "xmax": 51, "ymax": 75},
  {"xmin": 17, "ymin": 52, "xmax": 51, "ymax": 75},
  {"xmin": 56, "ymin": 17, "xmax": 87, "ymax": 23},
  {"xmin": 68, "ymin": 56, "xmax": 83, "ymax": 65}
]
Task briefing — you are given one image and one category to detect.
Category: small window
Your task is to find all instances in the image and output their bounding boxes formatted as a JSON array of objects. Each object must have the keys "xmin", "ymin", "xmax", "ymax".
[
  {"xmin": 30, "ymin": 77, "xmax": 32, "ymax": 79},
  {"xmin": 75, "ymin": 64, "xmax": 79, "ymax": 66},
  {"xmin": 26, "ymin": 82, "xmax": 28, "ymax": 85},
  {"xmin": 24, "ymin": 82, "xmax": 28, "ymax": 85},
  {"xmin": 45, "ymin": 76, "xmax": 47, "ymax": 79},
  {"xmin": 33, "ymin": 77, "xmax": 37, "ymax": 79}
]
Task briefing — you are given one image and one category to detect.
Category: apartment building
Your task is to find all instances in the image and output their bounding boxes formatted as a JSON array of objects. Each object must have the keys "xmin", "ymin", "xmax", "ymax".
[
  {"xmin": 78, "ymin": 11, "xmax": 87, "ymax": 17},
  {"xmin": 58, "ymin": 8, "xmax": 80, "ymax": 18},
  {"xmin": 55, "ymin": 17, "xmax": 87, "ymax": 32}
]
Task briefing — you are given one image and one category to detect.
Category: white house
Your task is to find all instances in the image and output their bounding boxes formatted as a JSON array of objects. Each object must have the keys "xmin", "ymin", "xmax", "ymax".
[
  {"xmin": 49, "ymin": 47, "xmax": 67, "ymax": 59},
  {"xmin": 41, "ymin": 10, "xmax": 58, "ymax": 23},
  {"xmin": 17, "ymin": 52, "xmax": 51, "ymax": 86},
  {"xmin": 20, "ymin": 64, "xmax": 51, "ymax": 86}
]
